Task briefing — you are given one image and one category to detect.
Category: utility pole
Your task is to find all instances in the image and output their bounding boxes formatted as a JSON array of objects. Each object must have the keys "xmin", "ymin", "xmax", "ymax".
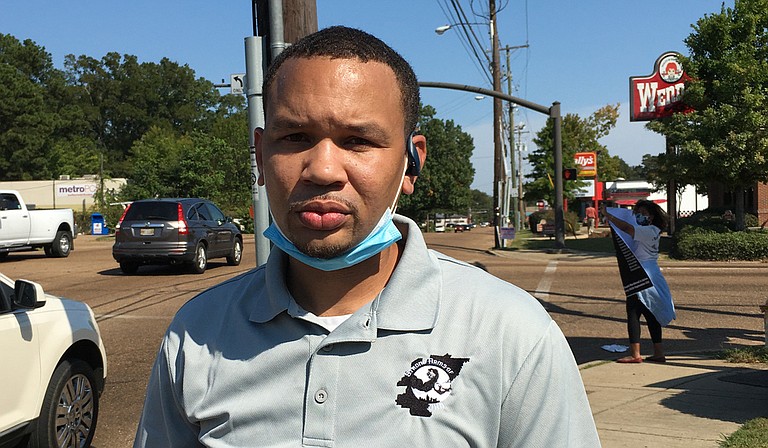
[
  {"xmin": 504, "ymin": 47, "xmax": 516, "ymax": 234},
  {"xmin": 490, "ymin": 0, "xmax": 503, "ymax": 249},
  {"xmin": 500, "ymin": 44, "xmax": 529, "ymax": 233},
  {"xmin": 515, "ymin": 124, "xmax": 529, "ymax": 231}
]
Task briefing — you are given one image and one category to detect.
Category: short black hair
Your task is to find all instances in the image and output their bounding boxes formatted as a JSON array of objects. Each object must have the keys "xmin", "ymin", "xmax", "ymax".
[{"xmin": 262, "ymin": 26, "xmax": 420, "ymax": 135}]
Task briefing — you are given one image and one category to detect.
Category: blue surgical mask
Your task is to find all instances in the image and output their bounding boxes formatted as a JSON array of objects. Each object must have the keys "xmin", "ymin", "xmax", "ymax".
[
  {"xmin": 264, "ymin": 207, "xmax": 402, "ymax": 271},
  {"xmin": 264, "ymin": 154, "xmax": 410, "ymax": 271},
  {"xmin": 635, "ymin": 214, "xmax": 650, "ymax": 226}
]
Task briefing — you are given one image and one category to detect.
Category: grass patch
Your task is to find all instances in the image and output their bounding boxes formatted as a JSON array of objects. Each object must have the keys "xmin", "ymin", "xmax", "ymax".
[
  {"xmin": 718, "ymin": 346, "xmax": 768, "ymax": 364},
  {"xmin": 719, "ymin": 417, "xmax": 768, "ymax": 447},
  {"xmin": 501, "ymin": 228, "xmax": 615, "ymax": 254}
]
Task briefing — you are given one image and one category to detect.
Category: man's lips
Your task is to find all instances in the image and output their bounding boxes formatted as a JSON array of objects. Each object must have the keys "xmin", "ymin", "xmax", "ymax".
[{"xmin": 295, "ymin": 202, "xmax": 351, "ymax": 231}]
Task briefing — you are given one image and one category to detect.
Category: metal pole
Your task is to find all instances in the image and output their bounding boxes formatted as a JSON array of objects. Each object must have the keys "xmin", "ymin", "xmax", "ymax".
[
  {"xmin": 518, "ymin": 142, "xmax": 524, "ymax": 229},
  {"xmin": 245, "ymin": 36, "xmax": 270, "ymax": 266},
  {"xmin": 490, "ymin": 0, "xmax": 503, "ymax": 249},
  {"xmin": 551, "ymin": 102, "xmax": 565, "ymax": 249},
  {"xmin": 666, "ymin": 138, "xmax": 677, "ymax": 235},
  {"xmin": 268, "ymin": 0, "xmax": 286, "ymax": 56}
]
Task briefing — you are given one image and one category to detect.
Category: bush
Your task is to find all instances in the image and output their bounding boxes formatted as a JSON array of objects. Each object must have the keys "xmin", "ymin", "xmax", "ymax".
[
  {"xmin": 673, "ymin": 207, "xmax": 765, "ymax": 260},
  {"xmin": 675, "ymin": 229, "xmax": 768, "ymax": 260},
  {"xmin": 677, "ymin": 207, "xmax": 758, "ymax": 233}
]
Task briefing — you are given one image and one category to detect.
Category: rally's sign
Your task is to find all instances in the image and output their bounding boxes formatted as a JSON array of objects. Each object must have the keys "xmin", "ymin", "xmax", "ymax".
[
  {"xmin": 629, "ymin": 51, "xmax": 693, "ymax": 121},
  {"xmin": 574, "ymin": 152, "xmax": 597, "ymax": 177}
]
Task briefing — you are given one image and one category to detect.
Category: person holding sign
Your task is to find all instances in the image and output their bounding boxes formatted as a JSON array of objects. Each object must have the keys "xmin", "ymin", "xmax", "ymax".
[{"xmin": 601, "ymin": 200, "xmax": 676, "ymax": 364}]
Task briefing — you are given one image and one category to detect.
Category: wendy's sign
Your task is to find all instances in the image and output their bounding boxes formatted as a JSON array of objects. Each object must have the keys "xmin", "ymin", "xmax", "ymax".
[{"xmin": 629, "ymin": 52, "xmax": 693, "ymax": 121}]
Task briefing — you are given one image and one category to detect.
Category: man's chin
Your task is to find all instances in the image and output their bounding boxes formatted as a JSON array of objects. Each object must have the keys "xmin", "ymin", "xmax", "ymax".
[{"xmin": 298, "ymin": 241, "xmax": 354, "ymax": 259}]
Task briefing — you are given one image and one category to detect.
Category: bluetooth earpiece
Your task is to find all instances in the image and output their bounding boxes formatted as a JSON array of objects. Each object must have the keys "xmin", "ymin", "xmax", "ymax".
[{"xmin": 405, "ymin": 132, "xmax": 421, "ymax": 176}]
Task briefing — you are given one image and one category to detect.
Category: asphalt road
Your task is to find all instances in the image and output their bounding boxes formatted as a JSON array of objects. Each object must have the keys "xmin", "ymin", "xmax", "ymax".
[{"xmin": 2, "ymin": 228, "xmax": 765, "ymax": 447}]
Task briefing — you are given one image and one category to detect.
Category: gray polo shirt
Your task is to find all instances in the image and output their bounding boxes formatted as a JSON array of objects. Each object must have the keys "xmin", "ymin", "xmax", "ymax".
[{"xmin": 135, "ymin": 215, "xmax": 600, "ymax": 447}]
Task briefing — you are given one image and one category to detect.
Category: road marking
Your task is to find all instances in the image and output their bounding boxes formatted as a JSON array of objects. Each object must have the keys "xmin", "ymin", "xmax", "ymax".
[{"xmin": 534, "ymin": 261, "xmax": 558, "ymax": 300}]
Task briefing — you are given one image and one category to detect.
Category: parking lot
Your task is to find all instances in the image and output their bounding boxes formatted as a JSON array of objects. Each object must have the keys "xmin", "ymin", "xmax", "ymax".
[{"xmin": 2, "ymin": 229, "xmax": 766, "ymax": 447}]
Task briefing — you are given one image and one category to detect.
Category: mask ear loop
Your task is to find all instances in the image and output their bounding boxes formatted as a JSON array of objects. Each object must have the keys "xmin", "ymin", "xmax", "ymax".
[{"xmin": 390, "ymin": 155, "xmax": 410, "ymax": 214}]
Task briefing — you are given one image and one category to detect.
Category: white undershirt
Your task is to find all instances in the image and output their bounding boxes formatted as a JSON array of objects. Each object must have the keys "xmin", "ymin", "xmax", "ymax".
[{"xmin": 293, "ymin": 304, "xmax": 353, "ymax": 332}]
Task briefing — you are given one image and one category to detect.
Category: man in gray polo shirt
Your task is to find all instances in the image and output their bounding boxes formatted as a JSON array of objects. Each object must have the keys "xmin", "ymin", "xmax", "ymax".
[{"xmin": 135, "ymin": 26, "xmax": 600, "ymax": 447}]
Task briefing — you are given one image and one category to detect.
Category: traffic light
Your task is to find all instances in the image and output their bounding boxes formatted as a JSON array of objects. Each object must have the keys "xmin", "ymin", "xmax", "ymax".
[{"xmin": 563, "ymin": 168, "xmax": 577, "ymax": 180}]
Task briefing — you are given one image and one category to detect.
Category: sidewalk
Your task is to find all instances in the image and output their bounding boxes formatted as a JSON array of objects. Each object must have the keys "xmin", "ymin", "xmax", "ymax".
[{"xmin": 580, "ymin": 353, "xmax": 768, "ymax": 447}]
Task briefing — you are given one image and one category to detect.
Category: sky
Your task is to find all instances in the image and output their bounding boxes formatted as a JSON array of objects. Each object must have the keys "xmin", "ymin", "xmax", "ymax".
[{"xmin": 1, "ymin": 0, "xmax": 731, "ymax": 193}]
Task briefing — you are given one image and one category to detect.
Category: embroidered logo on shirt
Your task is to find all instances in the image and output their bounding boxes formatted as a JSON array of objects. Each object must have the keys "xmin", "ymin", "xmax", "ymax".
[{"xmin": 396, "ymin": 353, "xmax": 469, "ymax": 417}]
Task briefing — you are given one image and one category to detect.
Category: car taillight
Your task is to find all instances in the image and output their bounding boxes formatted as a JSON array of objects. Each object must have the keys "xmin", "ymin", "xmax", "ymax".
[
  {"xmin": 115, "ymin": 203, "xmax": 131, "ymax": 235},
  {"xmin": 177, "ymin": 203, "xmax": 189, "ymax": 235}
]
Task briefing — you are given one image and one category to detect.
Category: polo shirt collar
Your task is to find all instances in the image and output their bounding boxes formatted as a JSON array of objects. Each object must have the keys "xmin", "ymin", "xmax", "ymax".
[{"xmin": 249, "ymin": 214, "xmax": 441, "ymax": 333}]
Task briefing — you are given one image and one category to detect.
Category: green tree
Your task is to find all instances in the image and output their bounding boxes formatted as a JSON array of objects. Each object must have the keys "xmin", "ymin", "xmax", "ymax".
[
  {"xmin": 398, "ymin": 105, "xmax": 475, "ymax": 223},
  {"xmin": 121, "ymin": 126, "xmax": 189, "ymax": 199},
  {"xmin": 64, "ymin": 52, "xmax": 220, "ymax": 177},
  {"xmin": 470, "ymin": 189, "xmax": 492, "ymax": 224},
  {"xmin": 121, "ymin": 127, "xmax": 251, "ymax": 216},
  {"xmin": 647, "ymin": 0, "xmax": 768, "ymax": 229},
  {"xmin": 178, "ymin": 132, "xmax": 251, "ymax": 216},
  {"xmin": 0, "ymin": 34, "xmax": 61, "ymax": 180},
  {"xmin": 526, "ymin": 104, "xmax": 619, "ymax": 205}
]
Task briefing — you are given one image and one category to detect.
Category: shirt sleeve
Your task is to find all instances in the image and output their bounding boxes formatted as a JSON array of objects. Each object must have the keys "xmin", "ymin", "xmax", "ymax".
[
  {"xmin": 498, "ymin": 321, "xmax": 602, "ymax": 447},
  {"xmin": 134, "ymin": 332, "xmax": 203, "ymax": 448}
]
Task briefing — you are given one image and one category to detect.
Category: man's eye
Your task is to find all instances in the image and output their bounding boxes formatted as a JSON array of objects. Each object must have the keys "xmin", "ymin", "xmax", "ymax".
[
  {"xmin": 346, "ymin": 137, "xmax": 375, "ymax": 149},
  {"xmin": 283, "ymin": 134, "xmax": 307, "ymax": 143}
]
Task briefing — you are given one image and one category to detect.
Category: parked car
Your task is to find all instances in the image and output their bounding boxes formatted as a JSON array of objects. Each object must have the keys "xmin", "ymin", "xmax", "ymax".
[
  {"xmin": 0, "ymin": 190, "xmax": 77, "ymax": 259},
  {"xmin": 112, "ymin": 198, "xmax": 243, "ymax": 274},
  {"xmin": 0, "ymin": 273, "xmax": 107, "ymax": 448},
  {"xmin": 451, "ymin": 223, "xmax": 471, "ymax": 232}
]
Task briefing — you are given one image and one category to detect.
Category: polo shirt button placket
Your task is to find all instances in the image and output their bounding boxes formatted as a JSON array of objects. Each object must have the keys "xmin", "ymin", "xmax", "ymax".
[{"xmin": 314, "ymin": 389, "xmax": 328, "ymax": 404}]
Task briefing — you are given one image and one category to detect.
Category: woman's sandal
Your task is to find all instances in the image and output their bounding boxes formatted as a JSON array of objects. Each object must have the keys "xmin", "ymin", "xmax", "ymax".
[{"xmin": 645, "ymin": 356, "xmax": 667, "ymax": 363}]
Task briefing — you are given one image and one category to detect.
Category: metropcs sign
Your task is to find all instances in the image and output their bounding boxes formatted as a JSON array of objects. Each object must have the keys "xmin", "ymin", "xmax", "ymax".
[
  {"xmin": 629, "ymin": 51, "xmax": 693, "ymax": 121},
  {"xmin": 56, "ymin": 183, "xmax": 99, "ymax": 197}
]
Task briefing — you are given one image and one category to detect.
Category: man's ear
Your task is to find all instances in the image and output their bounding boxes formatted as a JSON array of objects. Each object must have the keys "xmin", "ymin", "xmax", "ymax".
[
  {"xmin": 254, "ymin": 128, "xmax": 265, "ymax": 186},
  {"xmin": 401, "ymin": 134, "xmax": 427, "ymax": 195}
]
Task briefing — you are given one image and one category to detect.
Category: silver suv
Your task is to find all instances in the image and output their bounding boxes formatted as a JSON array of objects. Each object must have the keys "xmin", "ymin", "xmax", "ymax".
[
  {"xmin": 112, "ymin": 198, "xmax": 243, "ymax": 274},
  {"xmin": 0, "ymin": 273, "xmax": 107, "ymax": 448}
]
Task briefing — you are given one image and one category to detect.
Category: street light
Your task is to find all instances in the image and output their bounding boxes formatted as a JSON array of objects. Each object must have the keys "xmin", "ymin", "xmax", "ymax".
[{"xmin": 434, "ymin": 23, "xmax": 487, "ymax": 35}]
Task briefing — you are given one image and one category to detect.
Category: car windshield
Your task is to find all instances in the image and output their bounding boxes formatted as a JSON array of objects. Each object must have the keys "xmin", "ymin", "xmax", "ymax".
[{"xmin": 124, "ymin": 202, "xmax": 178, "ymax": 221}]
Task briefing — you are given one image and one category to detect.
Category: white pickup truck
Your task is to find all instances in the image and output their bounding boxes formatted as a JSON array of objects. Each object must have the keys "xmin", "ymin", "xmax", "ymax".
[{"xmin": 0, "ymin": 190, "xmax": 76, "ymax": 259}]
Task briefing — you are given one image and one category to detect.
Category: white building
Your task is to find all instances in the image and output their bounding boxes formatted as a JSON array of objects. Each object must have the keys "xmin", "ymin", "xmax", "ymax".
[
  {"xmin": 604, "ymin": 180, "xmax": 708, "ymax": 217},
  {"xmin": 0, "ymin": 176, "xmax": 127, "ymax": 211}
]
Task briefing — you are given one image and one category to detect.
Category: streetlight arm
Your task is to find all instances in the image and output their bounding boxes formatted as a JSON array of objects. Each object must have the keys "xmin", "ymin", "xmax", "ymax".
[{"xmin": 418, "ymin": 81, "xmax": 551, "ymax": 115}]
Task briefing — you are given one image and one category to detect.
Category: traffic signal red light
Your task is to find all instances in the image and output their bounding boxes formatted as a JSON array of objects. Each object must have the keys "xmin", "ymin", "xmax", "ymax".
[{"xmin": 563, "ymin": 168, "xmax": 577, "ymax": 180}]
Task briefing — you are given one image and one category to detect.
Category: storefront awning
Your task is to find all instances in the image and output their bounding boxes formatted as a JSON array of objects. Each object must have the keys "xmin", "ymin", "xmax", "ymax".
[{"xmin": 614, "ymin": 199, "xmax": 667, "ymax": 206}]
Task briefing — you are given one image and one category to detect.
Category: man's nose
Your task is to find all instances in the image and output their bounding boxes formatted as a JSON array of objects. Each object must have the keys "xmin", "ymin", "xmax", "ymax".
[{"xmin": 301, "ymin": 139, "xmax": 348, "ymax": 187}]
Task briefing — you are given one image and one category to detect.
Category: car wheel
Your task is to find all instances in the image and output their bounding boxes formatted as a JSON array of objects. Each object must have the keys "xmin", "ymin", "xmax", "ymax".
[
  {"xmin": 44, "ymin": 245, "xmax": 53, "ymax": 256},
  {"xmin": 31, "ymin": 358, "xmax": 99, "ymax": 448},
  {"xmin": 50, "ymin": 230, "xmax": 73, "ymax": 258},
  {"xmin": 0, "ymin": 252, "xmax": 8, "ymax": 260},
  {"xmin": 190, "ymin": 243, "xmax": 207, "ymax": 274},
  {"xmin": 119, "ymin": 261, "xmax": 139, "ymax": 274},
  {"xmin": 226, "ymin": 238, "xmax": 243, "ymax": 266}
]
